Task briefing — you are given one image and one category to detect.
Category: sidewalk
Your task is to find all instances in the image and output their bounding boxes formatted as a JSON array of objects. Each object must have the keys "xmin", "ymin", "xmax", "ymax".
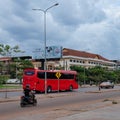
[{"xmin": 56, "ymin": 103, "xmax": 120, "ymax": 120}]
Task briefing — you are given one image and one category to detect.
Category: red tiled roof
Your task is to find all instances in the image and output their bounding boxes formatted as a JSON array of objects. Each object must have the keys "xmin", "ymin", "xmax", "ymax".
[
  {"xmin": 62, "ymin": 48, "xmax": 110, "ymax": 61},
  {"xmin": 0, "ymin": 57, "xmax": 11, "ymax": 61}
]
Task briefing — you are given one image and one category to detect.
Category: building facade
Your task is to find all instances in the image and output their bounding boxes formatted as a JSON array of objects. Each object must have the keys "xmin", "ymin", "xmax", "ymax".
[
  {"xmin": 0, "ymin": 48, "xmax": 117, "ymax": 71},
  {"xmin": 46, "ymin": 48, "xmax": 116, "ymax": 70}
]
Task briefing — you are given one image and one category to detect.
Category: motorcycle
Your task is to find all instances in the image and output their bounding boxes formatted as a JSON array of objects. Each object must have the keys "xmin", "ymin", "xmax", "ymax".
[{"xmin": 20, "ymin": 91, "xmax": 37, "ymax": 107}]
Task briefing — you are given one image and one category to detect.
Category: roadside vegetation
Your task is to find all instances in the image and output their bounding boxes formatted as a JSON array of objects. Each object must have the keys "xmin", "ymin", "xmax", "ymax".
[
  {"xmin": 70, "ymin": 65, "xmax": 120, "ymax": 86},
  {"xmin": 0, "ymin": 44, "xmax": 34, "ymax": 87},
  {"xmin": 0, "ymin": 84, "xmax": 22, "ymax": 89},
  {"xmin": 0, "ymin": 44, "xmax": 120, "ymax": 88}
]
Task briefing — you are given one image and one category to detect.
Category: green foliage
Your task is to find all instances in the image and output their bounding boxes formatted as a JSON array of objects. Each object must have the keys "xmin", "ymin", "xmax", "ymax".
[
  {"xmin": 19, "ymin": 60, "xmax": 34, "ymax": 70},
  {"xmin": 0, "ymin": 75, "xmax": 10, "ymax": 84},
  {"xmin": 70, "ymin": 65, "xmax": 120, "ymax": 85},
  {"xmin": 0, "ymin": 44, "xmax": 34, "ymax": 83},
  {"xmin": 11, "ymin": 59, "xmax": 34, "ymax": 80},
  {"xmin": 0, "ymin": 58, "xmax": 34, "ymax": 83},
  {"xmin": 0, "ymin": 44, "xmax": 23, "ymax": 56}
]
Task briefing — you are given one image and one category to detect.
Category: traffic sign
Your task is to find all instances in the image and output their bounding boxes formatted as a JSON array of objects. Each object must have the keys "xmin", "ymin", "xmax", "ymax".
[{"xmin": 55, "ymin": 72, "xmax": 61, "ymax": 79}]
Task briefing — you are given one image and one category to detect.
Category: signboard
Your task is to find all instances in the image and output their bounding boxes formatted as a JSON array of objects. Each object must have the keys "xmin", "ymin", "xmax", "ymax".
[
  {"xmin": 33, "ymin": 46, "xmax": 62, "ymax": 59},
  {"xmin": 55, "ymin": 72, "xmax": 61, "ymax": 79}
]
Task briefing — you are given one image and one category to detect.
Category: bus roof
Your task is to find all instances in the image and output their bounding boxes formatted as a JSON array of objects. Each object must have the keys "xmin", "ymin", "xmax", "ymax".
[{"xmin": 24, "ymin": 68, "xmax": 77, "ymax": 74}]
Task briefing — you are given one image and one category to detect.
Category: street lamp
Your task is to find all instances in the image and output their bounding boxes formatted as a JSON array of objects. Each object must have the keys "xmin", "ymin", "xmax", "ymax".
[{"xmin": 32, "ymin": 3, "xmax": 59, "ymax": 94}]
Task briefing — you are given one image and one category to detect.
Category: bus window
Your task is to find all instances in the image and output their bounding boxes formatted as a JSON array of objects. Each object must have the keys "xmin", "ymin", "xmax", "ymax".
[
  {"xmin": 37, "ymin": 72, "xmax": 45, "ymax": 79},
  {"xmin": 47, "ymin": 72, "xmax": 56, "ymax": 79},
  {"xmin": 60, "ymin": 73, "xmax": 74, "ymax": 79}
]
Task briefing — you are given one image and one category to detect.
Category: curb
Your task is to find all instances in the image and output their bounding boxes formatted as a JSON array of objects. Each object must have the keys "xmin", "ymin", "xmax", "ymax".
[
  {"xmin": 0, "ymin": 89, "xmax": 22, "ymax": 92},
  {"xmin": 86, "ymin": 89, "xmax": 120, "ymax": 93}
]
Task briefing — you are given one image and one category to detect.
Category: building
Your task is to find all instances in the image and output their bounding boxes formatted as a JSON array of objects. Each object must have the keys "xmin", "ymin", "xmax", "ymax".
[
  {"xmin": 0, "ymin": 56, "xmax": 32, "ymax": 74},
  {"xmin": 46, "ymin": 48, "xmax": 116, "ymax": 70},
  {"xmin": 0, "ymin": 48, "xmax": 117, "ymax": 71}
]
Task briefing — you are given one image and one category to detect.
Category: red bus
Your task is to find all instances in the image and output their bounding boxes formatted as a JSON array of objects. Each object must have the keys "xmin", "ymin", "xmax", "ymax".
[{"xmin": 22, "ymin": 68, "xmax": 78, "ymax": 93}]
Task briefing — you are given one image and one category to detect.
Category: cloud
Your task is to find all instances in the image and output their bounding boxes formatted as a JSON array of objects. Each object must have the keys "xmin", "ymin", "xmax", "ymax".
[
  {"xmin": 0, "ymin": 0, "xmax": 120, "ymax": 59},
  {"xmin": 56, "ymin": 0, "xmax": 106, "ymax": 26}
]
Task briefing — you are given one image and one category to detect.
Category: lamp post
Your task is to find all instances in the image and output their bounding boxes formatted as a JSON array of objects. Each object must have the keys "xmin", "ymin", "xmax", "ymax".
[
  {"xmin": 84, "ymin": 67, "xmax": 86, "ymax": 87},
  {"xmin": 32, "ymin": 3, "xmax": 59, "ymax": 94}
]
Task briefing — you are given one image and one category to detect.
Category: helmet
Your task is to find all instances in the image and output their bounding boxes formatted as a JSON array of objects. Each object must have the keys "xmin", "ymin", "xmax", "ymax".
[{"xmin": 26, "ymin": 84, "xmax": 30, "ymax": 89}]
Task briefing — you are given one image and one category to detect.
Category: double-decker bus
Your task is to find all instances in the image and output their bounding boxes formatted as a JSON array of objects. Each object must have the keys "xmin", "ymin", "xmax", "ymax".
[{"xmin": 22, "ymin": 68, "xmax": 78, "ymax": 93}]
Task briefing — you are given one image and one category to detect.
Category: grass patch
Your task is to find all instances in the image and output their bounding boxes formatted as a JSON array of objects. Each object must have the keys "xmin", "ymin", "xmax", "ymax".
[{"xmin": 0, "ymin": 84, "xmax": 22, "ymax": 89}]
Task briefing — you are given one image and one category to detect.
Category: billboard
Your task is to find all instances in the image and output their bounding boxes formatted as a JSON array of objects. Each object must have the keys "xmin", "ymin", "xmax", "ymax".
[{"xmin": 33, "ymin": 46, "xmax": 62, "ymax": 59}]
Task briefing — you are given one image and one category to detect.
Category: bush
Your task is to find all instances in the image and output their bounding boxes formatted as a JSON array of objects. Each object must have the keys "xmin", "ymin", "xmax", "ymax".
[{"xmin": 0, "ymin": 75, "xmax": 10, "ymax": 84}]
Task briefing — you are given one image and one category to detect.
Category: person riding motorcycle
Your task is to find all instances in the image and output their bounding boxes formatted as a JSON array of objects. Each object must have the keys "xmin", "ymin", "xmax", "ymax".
[
  {"xmin": 20, "ymin": 85, "xmax": 37, "ymax": 107},
  {"xmin": 24, "ymin": 85, "xmax": 31, "ymax": 97},
  {"xmin": 24, "ymin": 85, "xmax": 35, "ymax": 102}
]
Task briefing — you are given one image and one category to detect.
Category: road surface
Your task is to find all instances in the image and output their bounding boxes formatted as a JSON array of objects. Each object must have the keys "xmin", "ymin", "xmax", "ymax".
[
  {"xmin": 0, "ymin": 89, "xmax": 120, "ymax": 120},
  {"xmin": 0, "ymin": 85, "xmax": 120, "ymax": 97}
]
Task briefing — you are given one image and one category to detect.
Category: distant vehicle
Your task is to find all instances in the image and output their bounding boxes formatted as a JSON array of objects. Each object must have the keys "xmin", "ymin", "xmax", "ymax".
[
  {"xmin": 6, "ymin": 79, "xmax": 20, "ymax": 84},
  {"xmin": 99, "ymin": 81, "xmax": 114, "ymax": 89}
]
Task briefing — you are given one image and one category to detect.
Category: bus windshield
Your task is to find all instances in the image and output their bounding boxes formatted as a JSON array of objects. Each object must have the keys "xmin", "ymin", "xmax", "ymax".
[{"xmin": 24, "ymin": 71, "xmax": 35, "ymax": 76}]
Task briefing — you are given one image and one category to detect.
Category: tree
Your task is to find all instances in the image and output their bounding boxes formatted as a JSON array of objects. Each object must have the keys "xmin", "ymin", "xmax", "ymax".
[
  {"xmin": 70, "ymin": 66, "xmax": 88, "ymax": 85},
  {"xmin": 70, "ymin": 65, "xmax": 120, "ymax": 85},
  {"xmin": 87, "ymin": 66, "xmax": 106, "ymax": 85},
  {"xmin": 0, "ymin": 44, "xmax": 23, "ymax": 57},
  {"xmin": 0, "ymin": 44, "xmax": 27, "ymax": 84},
  {"xmin": 12, "ymin": 59, "xmax": 34, "ymax": 82}
]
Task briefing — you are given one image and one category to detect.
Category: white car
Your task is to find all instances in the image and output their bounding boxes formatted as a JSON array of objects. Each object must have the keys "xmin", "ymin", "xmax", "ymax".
[
  {"xmin": 6, "ymin": 79, "xmax": 20, "ymax": 84},
  {"xmin": 99, "ymin": 81, "xmax": 114, "ymax": 89}
]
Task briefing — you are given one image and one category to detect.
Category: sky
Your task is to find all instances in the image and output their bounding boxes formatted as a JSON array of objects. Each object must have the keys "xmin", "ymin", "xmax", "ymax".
[{"xmin": 0, "ymin": 0, "xmax": 120, "ymax": 60}]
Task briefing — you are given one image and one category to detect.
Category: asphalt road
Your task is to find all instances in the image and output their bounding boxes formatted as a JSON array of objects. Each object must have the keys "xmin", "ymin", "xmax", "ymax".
[
  {"xmin": 0, "ymin": 85, "xmax": 120, "ymax": 98},
  {"xmin": 0, "ymin": 88, "xmax": 120, "ymax": 120}
]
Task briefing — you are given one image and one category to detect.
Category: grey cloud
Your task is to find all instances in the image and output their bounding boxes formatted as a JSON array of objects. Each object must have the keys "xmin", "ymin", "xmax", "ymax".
[
  {"xmin": 55, "ymin": 0, "xmax": 106, "ymax": 27},
  {"xmin": 1, "ymin": 0, "xmax": 120, "ymax": 59}
]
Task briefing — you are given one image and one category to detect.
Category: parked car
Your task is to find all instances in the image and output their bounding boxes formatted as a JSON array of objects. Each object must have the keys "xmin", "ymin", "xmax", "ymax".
[
  {"xmin": 6, "ymin": 79, "xmax": 20, "ymax": 84},
  {"xmin": 99, "ymin": 81, "xmax": 114, "ymax": 89}
]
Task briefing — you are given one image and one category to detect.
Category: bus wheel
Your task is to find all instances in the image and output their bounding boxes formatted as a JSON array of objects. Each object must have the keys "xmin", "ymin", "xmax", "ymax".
[
  {"xmin": 47, "ymin": 86, "xmax": 52, "ymax": 93},
  {"xmin": 69, "ymin": 85, "xmax": 73, "ymax": 91}
]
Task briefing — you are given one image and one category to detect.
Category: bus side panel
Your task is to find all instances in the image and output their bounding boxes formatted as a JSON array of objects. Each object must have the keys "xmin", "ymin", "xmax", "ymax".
[
  {"xmin": 72, "ymin": 80, "xmax": 79, "ymax": 89},
  {"xmin": 47, "ymin": 79, "xmax": 58, "ymax": 91},
  {"xmin": 36, "ymin": 79, "xmax": 59, "ymax": 92},
  {"xmin": 59, "ymin": 79, "xmax": 78, "ymax": 91},
  {"xmin": 35, "ymin": 79, "xmax": 45, "ymax": 92},
  {"xmin": 69, "ymin": 76, "xmax": 78, "ymax": 90},
  {"xmin": 59, "ymin": 79, "xmax": 67, "ymax": 91},
  {"xmin": 59, "ymin": 73, "xmax": 78, "ymax": 91}
]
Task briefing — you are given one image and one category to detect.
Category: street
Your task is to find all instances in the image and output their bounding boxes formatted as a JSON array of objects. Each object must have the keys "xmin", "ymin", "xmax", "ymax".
[
  {"xmin": 0, "ymin": 86, "xmax": 120, "ymax": 120},
  {"xmin": 0, "ymin": 85, "xmax": 120, "ymax": 98}
]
